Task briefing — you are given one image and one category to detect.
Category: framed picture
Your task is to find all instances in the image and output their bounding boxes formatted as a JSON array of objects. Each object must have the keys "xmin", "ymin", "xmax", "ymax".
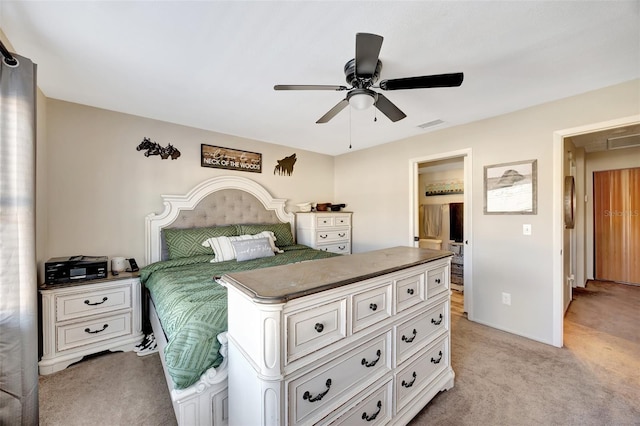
[{"xmin": 484, "ymin": 159, "xmax": 537, "ymax": 214}]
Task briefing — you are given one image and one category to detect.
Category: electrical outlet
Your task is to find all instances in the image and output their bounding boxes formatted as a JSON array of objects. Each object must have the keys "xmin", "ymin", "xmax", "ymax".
[
  {"xmin": 502, "ymin": 292, "xmax": 511, "ymax": 306},
  {"xmin": 523, "ymin": 224, "xmax": 532, "ymax": 235}
]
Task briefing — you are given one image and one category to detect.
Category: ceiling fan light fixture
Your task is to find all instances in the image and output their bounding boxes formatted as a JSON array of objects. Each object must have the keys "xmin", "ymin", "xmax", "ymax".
[{"xmin": 347, "ymin": 89, "xmax": 376, "ymax": 110}]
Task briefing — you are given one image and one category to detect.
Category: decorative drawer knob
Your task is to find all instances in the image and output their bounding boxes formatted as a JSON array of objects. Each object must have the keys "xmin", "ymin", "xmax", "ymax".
[
  {"xmin": 314, "ymin": 323, "xmax": 324, "ymax": 333},
  {"xmin": 401, "ymin": 328, "xmax": 417, "ymax": 343},
  {"xmin": 361, "ymin": 349, "xmax": 381, "ymax": 368},
  {"xmin": 407, "ymin": 288, "xmax": 414, "ymax": 295},
  {"xmin": 402, "ymin": 372, "xmax": 417, "ymax": 388},
  {"xmin": 431, "ymin": 313, "xmax": 443, "ymax": 325},
  {"xmin": 319, "ymin": 234, "xmax": 328, "ymax": 239},
  {"xmin": 431, "ymin": 351, "xmax": 443, "ymax": 364},
  {"xmin": 338, "ymin": 233, "xmax": 346, "ymax": 237},
  {"xmin": 303, "ymin": 379, "xmax": 332, "ymax": 402},
  {"xmin": 369, "ymin": 303, "xmax": 378, "ymax": 311},
  {"xmin": 362, "ymin": 400, "xmax": 382, "ymax": 421},
  {"xmin": 435, "ymin": 278, "xmax": 441, "ymax": 284},
  {"xmin": 338, "ymin": 246, "xmax": 346, "ymax": 250},
  {"xmin": 84, "ymin": 324, "xmax": 109, "ymax": 334},
  {"xmin": 84, "ymin": 297, "xmax": 108, "ymax": 306}
]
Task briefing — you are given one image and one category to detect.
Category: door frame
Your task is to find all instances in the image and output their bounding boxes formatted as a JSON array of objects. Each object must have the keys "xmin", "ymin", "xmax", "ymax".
[
  {"xmin": 409, "ymin": 148, "xmax": 473, "ymax": 319},
  {"xmin": 552, "ymin": 114, "xmax": 640, "ymax": 347}
]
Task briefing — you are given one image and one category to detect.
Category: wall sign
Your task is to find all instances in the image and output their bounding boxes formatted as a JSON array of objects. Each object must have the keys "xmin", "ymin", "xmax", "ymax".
[
  {"xmin": 274, "ymin": 153, "xmax": 297, "ymax": 176},
  {"xmin": 201, "ymin": 144, "xmax": 262, "ymax": 173}
]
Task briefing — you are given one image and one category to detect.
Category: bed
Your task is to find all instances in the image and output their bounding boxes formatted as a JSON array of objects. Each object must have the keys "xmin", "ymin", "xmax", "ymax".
[{"xmin": 143, "ymin": 175, "xmax": 337, "ymax": 425}]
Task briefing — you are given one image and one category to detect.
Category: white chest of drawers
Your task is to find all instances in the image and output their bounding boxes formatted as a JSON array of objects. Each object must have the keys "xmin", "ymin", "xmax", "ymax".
[
  {"xmin": 296, "ymin": 212, "xmax": 352, "ymax": 255},
  {"xmin": 39, "ymin": 273, "xmax": 143, "ymax": 374},
  {"xmin": 224, "ymin": 247, "xmax": 454, "ymax": 425}
]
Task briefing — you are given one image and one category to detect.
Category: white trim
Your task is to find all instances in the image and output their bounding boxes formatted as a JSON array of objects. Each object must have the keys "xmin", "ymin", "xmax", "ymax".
[
  {"xmin": 552, "ymin": 114, "xmax": 640, "ymax": 348},
  {"xmin": 409, "ymin": 148, "xmax": 473, "ymax": 319}
]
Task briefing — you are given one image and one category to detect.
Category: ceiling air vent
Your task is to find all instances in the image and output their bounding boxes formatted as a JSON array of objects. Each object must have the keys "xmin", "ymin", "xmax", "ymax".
[
  {"xmin": 607, "ymin": 133, "xmax": 640, "ymax": 150},
  {"xmin": 417, "ymin": 119, "xmax": 444, "ymax": 129}
]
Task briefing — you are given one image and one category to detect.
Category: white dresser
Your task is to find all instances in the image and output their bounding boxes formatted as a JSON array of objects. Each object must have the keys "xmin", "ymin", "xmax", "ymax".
[
  {"xmin": 296, "ymin": 212, "xmax": 352, "ymax": 254},
  {"xmin": 39, "ymin": 273, "xmax": 143, "ymax": 374},
  {"xmin": 224, "ymin": 246, "xmax": 454, "ymax": 425}
]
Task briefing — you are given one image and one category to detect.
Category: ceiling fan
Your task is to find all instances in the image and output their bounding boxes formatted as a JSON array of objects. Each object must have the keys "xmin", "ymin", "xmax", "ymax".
[{"xmin": 274, "ymin": 33, "xmax": 464, "ymax": 124}]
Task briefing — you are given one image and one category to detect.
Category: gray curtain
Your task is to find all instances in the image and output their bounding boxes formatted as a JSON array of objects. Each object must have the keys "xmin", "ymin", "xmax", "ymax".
[{"xmin": 0, "ymin": 53, "xmax": 39, "ymax": 425}]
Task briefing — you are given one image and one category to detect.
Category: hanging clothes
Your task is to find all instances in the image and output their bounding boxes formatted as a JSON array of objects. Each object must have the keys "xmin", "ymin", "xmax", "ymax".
[{"xmin": 420, "ymin": 204, "xmax": 442, "ymax": 238}]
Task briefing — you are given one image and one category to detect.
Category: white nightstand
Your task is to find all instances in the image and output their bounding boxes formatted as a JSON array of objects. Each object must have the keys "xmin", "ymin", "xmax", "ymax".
[
  {"xmin": 296, "ymin": 211, "xmax": 352, "ymax": 254},
  {"xmin": 39, "ymin": 272, "xmax": 143, "ymax": 375}
]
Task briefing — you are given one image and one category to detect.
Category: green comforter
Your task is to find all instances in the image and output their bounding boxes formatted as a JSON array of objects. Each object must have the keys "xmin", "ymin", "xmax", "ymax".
[{"xmin": 140, "ymin": 245, "xmax": 337, "ymax": 389}]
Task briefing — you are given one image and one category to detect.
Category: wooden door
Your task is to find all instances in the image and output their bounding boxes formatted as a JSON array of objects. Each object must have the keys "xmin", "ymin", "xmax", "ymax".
[{"xmin": 594, "ymin": 167, "xmax": 640, "ymax": 284}]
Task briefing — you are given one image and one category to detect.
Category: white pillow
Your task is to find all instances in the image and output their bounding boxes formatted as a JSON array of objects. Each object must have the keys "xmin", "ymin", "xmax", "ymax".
[
  {"xmin": 202, "ymin": 235, "xmax": 236, "ymax": 262},
  {"xmin": 232, "ymin": 238, "xmax": 275, "ymax": 262},
  {"xmin": 202, "ymin": 231, "xmax": 283, "ymax": 263}
]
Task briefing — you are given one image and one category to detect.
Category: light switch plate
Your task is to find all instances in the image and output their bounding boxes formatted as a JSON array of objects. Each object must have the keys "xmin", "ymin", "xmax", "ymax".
[{"xmin": 523, "ymin": 224, "xmax": 532, "ymax": 235}]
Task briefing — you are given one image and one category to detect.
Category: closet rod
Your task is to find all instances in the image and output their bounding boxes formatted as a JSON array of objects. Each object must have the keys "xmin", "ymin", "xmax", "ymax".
[{"xmin": 0, "ymin": 40, "xmax": 18, "ymax": 66}]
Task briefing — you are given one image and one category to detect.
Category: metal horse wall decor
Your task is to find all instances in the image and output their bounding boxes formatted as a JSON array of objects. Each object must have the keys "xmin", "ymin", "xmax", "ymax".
[{"xmin": 136, "ymin": 137, "xmax": 181, "ymax": 160}]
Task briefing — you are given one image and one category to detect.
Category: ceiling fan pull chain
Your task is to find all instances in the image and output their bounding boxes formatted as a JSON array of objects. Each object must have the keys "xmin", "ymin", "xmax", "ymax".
[{"xmin": 349, "ymin": 107, "xmax": 352, "ymax": 149}]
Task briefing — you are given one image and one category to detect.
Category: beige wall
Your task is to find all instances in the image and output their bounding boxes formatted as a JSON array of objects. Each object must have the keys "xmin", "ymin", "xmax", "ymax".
[
  {"xmin": 44, "ymin": 100, "xmax": 335, "ymax": 267},
  {"xmin": 334, "ymin": 79, "xmax": 640, "ymax": 344}
]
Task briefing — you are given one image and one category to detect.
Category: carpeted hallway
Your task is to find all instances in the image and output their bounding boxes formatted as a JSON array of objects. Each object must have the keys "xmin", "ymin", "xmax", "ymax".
[{"xmin": 39, "ymin": 281, "xmax": 640, "ymax": 425}]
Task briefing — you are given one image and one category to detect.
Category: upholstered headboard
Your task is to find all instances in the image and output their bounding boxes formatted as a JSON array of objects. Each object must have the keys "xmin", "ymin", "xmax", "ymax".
[{"xmin": 145, "ymin": 176, "xmax": 294, "ymax": 264}]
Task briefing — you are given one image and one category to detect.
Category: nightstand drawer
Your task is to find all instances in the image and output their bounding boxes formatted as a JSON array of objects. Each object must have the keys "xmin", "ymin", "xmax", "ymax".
[
  {"xmin": 56, "ymin": 312, "xmax": 132, "ymax": 352},
  {"xmin": 286, "ymin": 298, "xmax": 347, "ymax": 362},
  {"xmin": 316, "ymin": 215, "xmax": 351, "ymax": 228},
  {"xmin": 56, "ymin": 284, "xmax": 131, "ymax": 322}
]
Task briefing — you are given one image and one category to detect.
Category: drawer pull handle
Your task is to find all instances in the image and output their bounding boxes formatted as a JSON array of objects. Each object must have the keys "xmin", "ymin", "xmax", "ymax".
[
  {"xmin": 84, "ymin": 297, "xmax": 108, "ymax": 306},
  {"xmin": 319, "ymin": 234, "xmax": 328, "ymax": 239},
  {"xmin": 361, "ymin": 349, "xmax": 381, "ymax": 367},
  {"xmin": 407, "ymin": 288, "xmax": 414, "ymax": 295},
  {"xmin": 431, "ymin": 313, "xmax": 443, "ymax": 325},
  {"xmin": 401, "ymin": 329, "xmax": 417, "ymax": 343},
  {"xmin": 431, "ymin": 351, "xmax": 443, "ymax": 364},
  {"xmin": 362, "ymin": 400, "xmax": 382, "ymax": 421},
  {"xmin": 369, "ymin": 303, "xmax": 378, "ymax": 311},
  {"xmin": 314, "ymin": 323, "xmax": 324, "ymax": 333},
  {"xmin": 338, "ymin": 233, "xmax": 346, "ymax": 237},
  {"xmin": 402, "ymin": 372, "xmax": 417, "ymax": 388},
  {"xmin": 303, "ymin": 379, "xmax": 332, "ymax": 403},
  {"xmin": 435, "ymin": 278, "xmax": 441, "ymax": 284},
  {"xmin": 84, "ymin": 324, "xmax": 109, "ymax": 334},
  {"xmin": 338, "ymin": 246, "xmax": 346, "ymax": 250}
]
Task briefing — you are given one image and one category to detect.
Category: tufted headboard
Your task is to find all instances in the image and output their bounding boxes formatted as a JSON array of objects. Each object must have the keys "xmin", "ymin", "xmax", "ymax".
[{"xmin": 145, "ymin": 176, "xmax": 295, "ymax": 264}]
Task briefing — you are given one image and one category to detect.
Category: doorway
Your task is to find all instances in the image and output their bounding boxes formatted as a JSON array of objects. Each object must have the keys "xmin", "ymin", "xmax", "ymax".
[
  {"xmin": 409, "ymin": 148, "xmax": 473, "ymax": 319},
  {"xmin": 553, "ymin": 115, "xmax": 640, "ymax": 347},
  {"xmin": 594, "ymin": 167, "xmax": 640, "ymax": 284}
]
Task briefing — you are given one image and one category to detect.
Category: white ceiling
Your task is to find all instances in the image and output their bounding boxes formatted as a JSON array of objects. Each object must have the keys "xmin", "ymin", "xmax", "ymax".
[{"xmin": 1, "ymin": 1, "xmax": 639, "ymax": 156}]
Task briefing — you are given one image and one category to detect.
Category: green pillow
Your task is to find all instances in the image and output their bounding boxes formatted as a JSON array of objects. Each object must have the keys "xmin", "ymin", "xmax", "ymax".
[
  {"xmin": 164, "ymin": 225, "xmax": 239, "ymax": 259},
  {"xmin": 239, "ymin": 223, "xmax": 295, "ymax": 248}
]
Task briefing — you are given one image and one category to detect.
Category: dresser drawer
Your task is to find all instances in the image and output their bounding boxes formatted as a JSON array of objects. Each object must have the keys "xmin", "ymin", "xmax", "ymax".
[
  {"xmin": 352, "ymin": 283, "xmax": 392, "ymax": 333},
  {"xmin": 316, "ymin": 215, "xmax": 351, "ymax": 228},
  {"xmin": 426, "ymin": 265, "xmax": 448, "ymax": 299},
  {"xmin": 56, "ymin": 284, "xmax": 131, "ymax": 322},
  {"xmin": 395, "ymin": 271, "xmax": 425, "ymax": 312},
  {"xmin": 316, "ymin": 229, "xmax": 350, "ymax": 243},
  {"xmin": 289, "ymin": 332, "xmax": 391, "ymax": 425},
  {"xmin": 286, "ymin": 298, "xmax": 347, "ymax": 362},
  {"xmin": 396, "ymin": 301, "xmax": 448, "ymax": 365},
  {"xmin": 396, "ymin": 335, "xmax": 449, "ymax": 412},
  {"xmin": 327, "ymin": 379, "xmax": 393, "ymax": 425},
  {"xmin": 317, "ymin": 242, "xmax": 351, "ymax": 255},
  {"xmin": 56, "ymin": 312, "xmax": 132, "ymax": 352}
]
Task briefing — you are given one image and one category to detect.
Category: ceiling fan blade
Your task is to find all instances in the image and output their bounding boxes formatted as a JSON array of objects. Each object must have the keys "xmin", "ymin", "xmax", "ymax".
[
  {"xmin": 374, "ymin": 93, "xmax": 406, "ymax": 122},
  {"xmin": 379, "ymin": 73, "xmax": 464, "ymax": 91},
  {"xmin": 274, "ymin": 85, "xmax": 348, "ymax": 91},
  {"xmin": 316, "ymin": 99, "xmax": 349, "ymax": 124},
  {"xmin": 355, "ymin": 33, "xmax": 383, "ymax": 77}
]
